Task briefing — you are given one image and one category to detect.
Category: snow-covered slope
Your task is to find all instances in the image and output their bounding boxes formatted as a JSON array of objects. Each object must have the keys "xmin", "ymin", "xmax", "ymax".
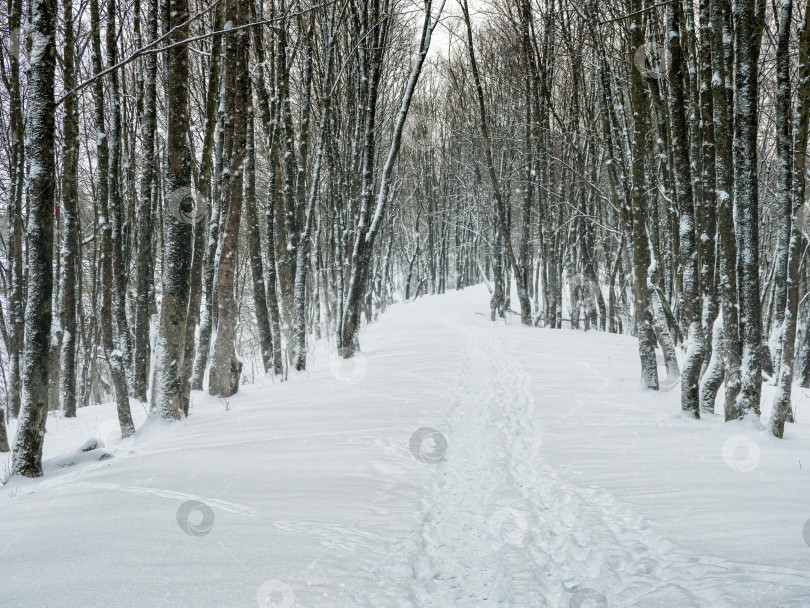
[{"xmin": 2, "ymin": 285, "xmax": 809, "ymax": 607}]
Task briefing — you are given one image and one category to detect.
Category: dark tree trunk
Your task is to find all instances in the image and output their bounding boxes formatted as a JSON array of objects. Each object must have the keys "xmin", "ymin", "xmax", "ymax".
[
  {"xmin": 58, "ymin": 0, "xmax": 80, "ymax": 418},
  {"xmin": 209, "ymin": 0, "xmax": 248, "ymax": 397},
  {"xmin": 133, "ymin": 0, "xmax": 159, "ymax": 401},
  {"xmin": 91, "ymin": 0, "xmax": 134, "ymax": 437},
  {"xmin": 771, "ymin": 0, "xmax": 810, "ymax": 438},
  {"xmin": 11, "ymin": 0, "xmax": 57, "ymax": 476},
  {"xmin": 151, "ymin": 0, "xmax": 194, "ymax": 418},
  {"xmin": 667, "ymin": 1, "xmax": 705, "ymax": 415},
  {"xmin": 627, "ymin": 0, "xmax": 658, "ymax": 388},
  {"xmin": 733, "ymin": 0, "xmax": 766, "ymax": 417},
  {"xmin": 244, "ymin": 86, "xmax": 274, "ymax": 373},
  {"xmin": 107, "ymin": 0, "xmax": 134, "ymax": 388}
]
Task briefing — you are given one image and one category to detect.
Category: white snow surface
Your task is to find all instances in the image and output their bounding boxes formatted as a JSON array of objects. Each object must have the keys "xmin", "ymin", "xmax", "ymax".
[{"xmin": 2, "ymin": 285, "xmax": 810, "ymax": 607}]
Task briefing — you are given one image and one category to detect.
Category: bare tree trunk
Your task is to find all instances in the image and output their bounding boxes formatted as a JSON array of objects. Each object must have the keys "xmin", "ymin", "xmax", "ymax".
[
  {"xmin": 733, "ymin": 0, "xmax": 765, "ymax": 417},
  {"xmin": 10, "ymin": 0, "xmax": 56, "ymax": 476},
  {"xmin": 90, "ymin": 0, "xmax": 134, "ymax": 437},
  {"xmin": 627, "ymin": 0, "xmax": 658, "ymax": 388},
  {"xmin": 0, "ymin": 410, "xmax": 9, "ymax": 452},
  {"xmin": 249, "ymin": 0, "xmax": 283, "ymax": 375},
  {"xmin": 107, "ymin": 0, "xmax": 134, "ymax": 387},
  {"xmin": 58, "ymin": 0, "xmax": 80, "ymax": 418},
  {"xmin": 151, "ymin": 0, "xmax": 194, "ymax": 418},
  {"xmin": 772, "ymin": 0, "xmax": 810, "ymax": 438},
  {"xmin": 459, "ymin": 0, "xmax": 531, "ymax": 326},
  {"xmin": 698, "ymin": 0, "xmax": 717, "ymax": 380},
  {"xmin": 668, "ymin": 1, "xmax": 705, "ymax": 416},
  {"xmin": 209, "ymin": 0, "xmax": 248, "ymax": 397},
  {"xmin": 292, "ymin": 12, "xmax": 336, "ymax": 371},
  {"xmin": 710, "ymin": 0, "xmax": 743, "ymax": 419},
  {"xmin": 700, "ymin": 311, "xmax": 725, "ymax": 414},
  {"xmin": 771, "ymin": 0, "xmax": 793, "ymax": 375},
  {"xmin": 6, "ymin": 0, "xmax": 26, "ymax": 420},
  {"xmin": 133, "ymin": 0, "xmax": 159, "ymax": 401},
  {"xmin": 341, "ymin": 0, "xmax": 445, "ymax": 351},
  {"xmin": 244, "ymin": 84, "xmax": 274, "ymax": 373}
]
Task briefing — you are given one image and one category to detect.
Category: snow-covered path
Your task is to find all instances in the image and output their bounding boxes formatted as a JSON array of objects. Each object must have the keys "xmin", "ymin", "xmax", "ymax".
[{"xmin": 2, "ymin": 286, "xmax": 810, "ymax": 607}]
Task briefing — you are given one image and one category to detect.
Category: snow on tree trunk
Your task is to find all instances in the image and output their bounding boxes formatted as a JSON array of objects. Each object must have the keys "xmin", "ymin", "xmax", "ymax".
[
  {"xmin": 244, "ymin": 89, "xmax": 275, "ymax": 374},
  {"xmin": 711, "ymin": 0, "xmax": 743, "ymax": 420},
  {"xmin": 106, "ymin": 0, "xmax": 134, "ymax": 390},
  {"xmin": 11, "ymin": 0, "xmax": 56, "ymax": 476},
  {"xmin": 627, "ymin": 0, "xmax": 658, "ymax": 389},
  {"xmin": 133, "ymin": 0, "xmax": 158, "ymax": 402},
  {"xmin": 771, "ymin": 0, "xmax": 810, "ymax": 438},
  {"xmin": 6, "ymin": 0, "xmax": 26, "ymax": 421},
  {"xmin": 733, "ymin": 0, "xmax": 766, "ymax": 417},
  {"xmin": 87, "ymin": 0, "xmax": 134, "ymax": 437},
  {"xmin": 342, "ymin": 0, "xmax": 445, "ymax": 352},
  {"xmin": 57, "ymin": 0, "xmax": 80, "ymax": 418},
  {"xmin": 700, "ymin": 311, "xmax": 725, "ymax": 414},
  {"xmin": 667, "ymin": 1, "xmax": 705, "ymax": 417},
  {"xmin": 770, "ymin": 0, "xmax": 794, "ymax": 376},
  {"xmin": 209, "ymin": 0, "xmax": 248, "ymax": 398},
  {"xmin": 698, "ymin": 0, "xmax": 718, "ymax": 385},
  {"xmin": 249, "ymin": 0, "xmax": 284, "ymax": 376},
  {"xmin": 291, "ymin": 18, "xmax": 335, "ymax": 371},
  {"xmin": 151, "ymin": 0, "xmax": 194, "ymax": 418}
]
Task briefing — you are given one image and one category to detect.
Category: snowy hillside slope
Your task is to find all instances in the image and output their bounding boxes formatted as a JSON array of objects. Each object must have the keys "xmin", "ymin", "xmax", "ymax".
[{"xmin": 2, "ymin": 285, "xmax": 809, "ymax": 607}]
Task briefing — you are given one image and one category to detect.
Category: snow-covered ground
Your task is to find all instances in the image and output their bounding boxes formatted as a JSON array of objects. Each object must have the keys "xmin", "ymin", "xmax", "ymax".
[{"xmin": 2, "ymin": 285, "xmax": 810, "ymax": 607}]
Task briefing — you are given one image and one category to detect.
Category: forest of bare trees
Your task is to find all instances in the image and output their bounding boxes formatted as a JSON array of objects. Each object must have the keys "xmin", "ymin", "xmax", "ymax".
[{"xmin": 4, "ymin": 0, "xmax": 810, "ymax": 476}]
